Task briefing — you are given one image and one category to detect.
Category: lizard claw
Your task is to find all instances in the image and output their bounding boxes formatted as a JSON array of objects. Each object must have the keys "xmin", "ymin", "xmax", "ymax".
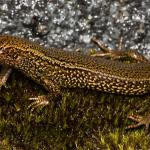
[
  {"xmin": 28, "ymin": 95, "xmax": 49, "ymax": 112},
  {"xmin": 126, "ymin": 113, "xmax": 150, "ymax": 134}
]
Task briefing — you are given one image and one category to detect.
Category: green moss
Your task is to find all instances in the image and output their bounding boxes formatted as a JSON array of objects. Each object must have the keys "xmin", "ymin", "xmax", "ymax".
[{"xmin": 0, "ymin": 70, "xmax": 150, "ymax": 149}]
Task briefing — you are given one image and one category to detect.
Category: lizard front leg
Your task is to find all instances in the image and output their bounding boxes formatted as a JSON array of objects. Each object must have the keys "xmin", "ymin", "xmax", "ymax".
[
  {"xmin": 0, "ymin": 66, "xmax": 61, "ymax": 111},
  {"xmin": 28, "ymin": 78, "xmax": 61, "ymax": 111}
]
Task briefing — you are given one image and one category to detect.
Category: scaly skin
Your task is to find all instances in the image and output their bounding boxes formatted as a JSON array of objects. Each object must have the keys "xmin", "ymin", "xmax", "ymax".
[{"xmin": 0, "ymin": 35, "xmax": 150, "ymax": 96}]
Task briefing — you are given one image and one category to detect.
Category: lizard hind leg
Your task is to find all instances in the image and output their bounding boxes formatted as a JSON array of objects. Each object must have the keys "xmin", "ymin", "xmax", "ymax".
[
  {"xmin": 127, "ymin": 113, "xmax": 150, "ymax": 134},
  {"xmin": 90, "ymin": 36, "xmax": 148, "ymax": 63}
]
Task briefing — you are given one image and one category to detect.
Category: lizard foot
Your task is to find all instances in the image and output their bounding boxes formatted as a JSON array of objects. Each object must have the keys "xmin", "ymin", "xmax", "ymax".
[
  {"xmin": 28, "ymin": 95, "xmax": 49, "ymax": 112},
  {"xmin": 127, "ymin": 113, "xmax": 150, "ymax": 134}
]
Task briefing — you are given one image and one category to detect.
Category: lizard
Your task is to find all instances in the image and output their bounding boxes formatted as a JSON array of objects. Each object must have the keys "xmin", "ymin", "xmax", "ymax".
[{"xmin": 0, "ymin": 35, "xmax": 150, "ymax": 132}]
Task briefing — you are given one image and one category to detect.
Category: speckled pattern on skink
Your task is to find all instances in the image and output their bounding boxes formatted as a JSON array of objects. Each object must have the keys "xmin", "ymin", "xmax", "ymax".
[{"xmin": 0, "ymin": 35, "xmax": 150, "ymax": 96}]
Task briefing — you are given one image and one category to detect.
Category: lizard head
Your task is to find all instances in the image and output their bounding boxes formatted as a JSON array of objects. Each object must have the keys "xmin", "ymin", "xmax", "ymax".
[
  {"xmin": 0, "ymin": 35, "xmax": 47, "ymax": 72},
  {"xmin": 0, "ymin": 35, "xmax": 22, "ymax": 66}
]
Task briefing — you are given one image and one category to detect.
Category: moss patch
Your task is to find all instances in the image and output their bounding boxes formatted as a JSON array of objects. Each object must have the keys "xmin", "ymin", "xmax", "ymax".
[{"xmin": 0, "ymin": 70, "xmax": 150, "ymax": 149}]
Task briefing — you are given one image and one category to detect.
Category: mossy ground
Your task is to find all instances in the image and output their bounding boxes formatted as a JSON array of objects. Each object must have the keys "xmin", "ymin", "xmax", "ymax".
[{"xmin": 0, "ymin": 69, "xmax": 150, "ymax": 150}]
